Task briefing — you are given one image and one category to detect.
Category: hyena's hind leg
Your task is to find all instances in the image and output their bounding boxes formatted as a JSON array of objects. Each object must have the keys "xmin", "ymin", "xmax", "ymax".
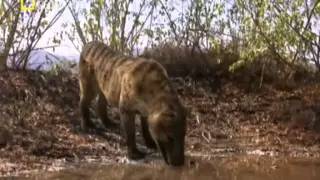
[
  {"xmin": 79, "ymin": 75, "xmax": 97, "ymax": 131},
  {"xmin": 97, "ymin": 91, "xmax": 118, "ymax": 128}
]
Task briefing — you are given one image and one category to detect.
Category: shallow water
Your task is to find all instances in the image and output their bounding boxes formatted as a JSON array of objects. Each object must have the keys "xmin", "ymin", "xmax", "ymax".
[{"xmin": 16, "ymin": 155, "xmax": 320, "ymax": 180}]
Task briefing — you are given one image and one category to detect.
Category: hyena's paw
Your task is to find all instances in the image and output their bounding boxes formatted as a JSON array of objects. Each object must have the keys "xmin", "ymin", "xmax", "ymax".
[
  {"xmin": 81, "ymin": 120, "xmax": 97, "ymax": 133},
  {"xmin": 144, "ymin": 139, "xmax": 158, "ymax": 150},
  {"xmin": 127, "ymin": 148, "xmax": 146, "ymax": 160},
  {"xmin": 101, "ymin": 118, "xmax": 118, "ymax": 129}
]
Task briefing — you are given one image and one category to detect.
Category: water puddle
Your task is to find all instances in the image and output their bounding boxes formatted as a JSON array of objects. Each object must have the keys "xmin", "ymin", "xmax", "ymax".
[{"xmin": 13, "ymin": 155, "xmax": 320, "ymax": 180}]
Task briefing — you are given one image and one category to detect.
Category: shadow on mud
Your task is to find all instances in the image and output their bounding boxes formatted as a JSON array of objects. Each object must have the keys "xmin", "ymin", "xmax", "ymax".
[{"xmin": 22, "ymin": 155, "xmax": 320, "ymax": 180}]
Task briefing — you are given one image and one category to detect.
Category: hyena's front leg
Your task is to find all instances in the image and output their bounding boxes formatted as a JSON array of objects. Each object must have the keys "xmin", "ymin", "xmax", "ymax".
[
  {"xmin": 140, "ymin": 116, "xmax": 157, "ymax": 150},
  {"xmin": 119, "ymin": 107, "xmax": 146, "ymax": 160},
  {"xmin": 79, "ymin": 77, "xmax": 97, "ymax": 131},
  {"xmin": 97, "ymin": 91, "xmax": 118, "ymax": 128}
]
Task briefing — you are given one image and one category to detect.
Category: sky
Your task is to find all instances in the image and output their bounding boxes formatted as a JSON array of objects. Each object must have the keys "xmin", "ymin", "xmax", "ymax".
[
  {"xmin": 35, "ymin": 0, "xmax": 171, "ymax": 58},
  {"xmin": 35, "ymin": 0, "xmax": 80, "ymax": 57},
  {"xmin": 34, "ymin": 0, "xmax": 230, "ymax": 59}
]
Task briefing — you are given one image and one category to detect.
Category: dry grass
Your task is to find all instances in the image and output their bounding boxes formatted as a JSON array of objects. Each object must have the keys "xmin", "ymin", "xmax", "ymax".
[
  {"xmin": 140, "ymin": 42, "xmax": 318, "ymax": 90},
  {"xmin": 0, "ymin": 45, "xmax": 320, "ymax": 175}
]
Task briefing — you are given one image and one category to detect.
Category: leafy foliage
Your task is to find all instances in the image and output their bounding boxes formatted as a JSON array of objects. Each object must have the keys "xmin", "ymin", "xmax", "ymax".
[{"xmin": 0, "ymin": 0, "xmax": 319, "ymax": 75}]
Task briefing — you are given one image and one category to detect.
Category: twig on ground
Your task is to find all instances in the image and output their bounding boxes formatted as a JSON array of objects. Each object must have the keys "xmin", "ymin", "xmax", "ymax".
[
  {"xmin": 196, "ymin": 113, "xmax": 201, "ymax": 124},
  {"xmin": 202, "ymin": 130, "xmax": 212, "ymax": 143}
]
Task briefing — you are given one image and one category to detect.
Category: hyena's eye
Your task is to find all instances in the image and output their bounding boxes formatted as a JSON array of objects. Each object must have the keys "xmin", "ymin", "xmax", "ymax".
[{"xmin": 163, "ymin": 111, "xmax": 175, "ymax": 119}]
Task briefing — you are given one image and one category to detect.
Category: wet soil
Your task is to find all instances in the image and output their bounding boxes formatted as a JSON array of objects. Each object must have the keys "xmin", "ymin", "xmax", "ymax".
[
  {"xmin": 0, "ymin": 69, "xmax": 320, "ymax": 178},
  {"xmin": 20, "ymin": 155, "xmax": 320, "ymax": 180}
]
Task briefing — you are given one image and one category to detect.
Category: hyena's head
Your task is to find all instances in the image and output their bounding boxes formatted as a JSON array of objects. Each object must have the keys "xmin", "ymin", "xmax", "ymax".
[{"xmin": 149, "ymin": 99, "xmax": 187, "ymax": 167}]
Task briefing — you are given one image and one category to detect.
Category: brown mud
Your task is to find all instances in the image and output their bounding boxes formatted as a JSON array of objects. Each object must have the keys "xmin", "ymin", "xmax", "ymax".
[
  {"xmin": 0, "ymin": 69, "xmax": 320, "ymax": 178},
  {"xmin": 19, "ymin": 156, "xmax": 320, "ymax": 180}
]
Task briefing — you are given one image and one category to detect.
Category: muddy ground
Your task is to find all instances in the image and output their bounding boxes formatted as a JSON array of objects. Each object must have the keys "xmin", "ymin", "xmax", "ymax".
[
  {"xmin": 0, "ymin": 69, "xmax": 320, "ymax": 177},
  {"xmin": 25, "ymin": 156, "xmax": 320, "ymax": 180}
]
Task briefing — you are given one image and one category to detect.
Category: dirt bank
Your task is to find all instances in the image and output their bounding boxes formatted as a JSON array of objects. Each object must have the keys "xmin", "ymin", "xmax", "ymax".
[{"xmin": 0, "ymin": 69, "xmax": 320, "ymax": 177}]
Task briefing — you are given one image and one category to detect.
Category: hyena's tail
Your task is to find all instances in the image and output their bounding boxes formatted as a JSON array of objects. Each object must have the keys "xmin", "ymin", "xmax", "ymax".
[
  {"xmin": 78, "ymin": 43, "xmax": 91, "ymax": 77},
  {"xmin": 79, "ymin": 42, "xmax": 93, "ymax": 65}
]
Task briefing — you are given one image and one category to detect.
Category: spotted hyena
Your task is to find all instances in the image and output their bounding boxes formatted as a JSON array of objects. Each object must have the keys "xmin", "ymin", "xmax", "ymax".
[{"xmin": 78, "ymin": 41, "xmax": 187, "ymax": 166}]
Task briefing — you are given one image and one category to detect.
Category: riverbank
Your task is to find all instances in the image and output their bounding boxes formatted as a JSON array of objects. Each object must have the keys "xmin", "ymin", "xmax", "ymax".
[{"xmin": 0, "ymin": 69, "xmax": 320, "ymax": 177}]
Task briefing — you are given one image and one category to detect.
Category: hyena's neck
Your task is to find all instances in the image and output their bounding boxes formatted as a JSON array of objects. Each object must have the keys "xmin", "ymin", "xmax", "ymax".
[{"xmin": 147, "ymin": 92, "xmax": 182, "ymax": 116}]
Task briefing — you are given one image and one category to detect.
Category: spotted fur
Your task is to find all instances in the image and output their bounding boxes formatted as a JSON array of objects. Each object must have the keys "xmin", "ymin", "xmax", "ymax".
[{"xmin": 78, "ymin": 41, "xmax": 187, "ymax": 166}]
